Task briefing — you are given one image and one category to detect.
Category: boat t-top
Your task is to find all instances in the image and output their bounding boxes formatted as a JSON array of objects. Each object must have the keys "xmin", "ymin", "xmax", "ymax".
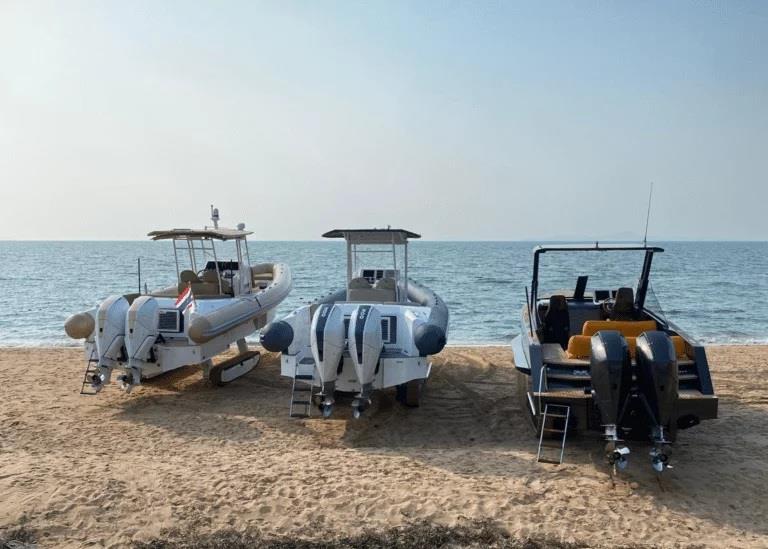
[
  {"xmin": 261, "ymin": 228, "xmax": 449, "ymax": 418},
  {"xmin": 64, "ymin": 207, "xmax": 292, "ymax": 394},
  {"xmin": 512, "ymin": 243, "xmax": 717, "ymax": 473}
]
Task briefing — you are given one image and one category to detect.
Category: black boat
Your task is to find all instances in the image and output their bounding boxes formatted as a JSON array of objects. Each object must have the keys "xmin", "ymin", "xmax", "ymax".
[{"xmin": 512, "ymin": 244, "xmax": 718, "ymax": 472}]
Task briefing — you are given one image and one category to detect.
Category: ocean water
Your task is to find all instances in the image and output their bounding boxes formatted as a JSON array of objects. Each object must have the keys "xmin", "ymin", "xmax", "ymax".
[{"xmin": 0, "ymin": 241, "xmax": 766, "ymax": 347}]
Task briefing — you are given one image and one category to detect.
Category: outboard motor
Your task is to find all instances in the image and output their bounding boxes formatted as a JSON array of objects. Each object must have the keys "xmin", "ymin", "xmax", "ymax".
[
  {"xmin": 635, "ymin": 331, "xmax": 679, "ymax": 472},
  {"xmin": 310, "ymin": 304, "xmax": 345, "ymax": 418},
  {"xmin": 590, "ymin": 331, "xmax": 633, "ymax": 470},
  {"xmin": 348, "ymin": 305, "xmax": 382, "ymax": 418},
  {"xmin": 123, "ymin": 296, "xmax": 159, "ymax": 392},
  {"xmin": 94, "ymin": 295, "xmax": 130, "ymax": 392}
]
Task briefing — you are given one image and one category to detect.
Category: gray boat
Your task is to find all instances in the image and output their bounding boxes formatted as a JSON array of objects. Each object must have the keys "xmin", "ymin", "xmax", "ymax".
[{"xmin": 512, "ymin": 244, "xmax": 718, "ymax": 473}]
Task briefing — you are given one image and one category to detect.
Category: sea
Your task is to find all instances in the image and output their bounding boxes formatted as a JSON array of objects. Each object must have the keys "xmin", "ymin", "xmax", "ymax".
[{"xmin": 0, "ymin": 241, "xmax": 766, "ymax": 347}]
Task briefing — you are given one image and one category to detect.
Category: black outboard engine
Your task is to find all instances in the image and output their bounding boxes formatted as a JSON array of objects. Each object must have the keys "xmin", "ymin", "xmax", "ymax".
[
  {"xmin": 590, "ymin": 331, "xmax": 633, "ymax": 470},
  {"xmin": 635, "ymin": 331, "xmax": 679, "ymax": 472}
]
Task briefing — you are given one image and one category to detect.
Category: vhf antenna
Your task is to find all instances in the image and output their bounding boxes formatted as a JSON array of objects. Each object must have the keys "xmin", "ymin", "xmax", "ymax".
[{"xmin": 643, "ymin": 182, "xmax": 654, "ymax": 246}]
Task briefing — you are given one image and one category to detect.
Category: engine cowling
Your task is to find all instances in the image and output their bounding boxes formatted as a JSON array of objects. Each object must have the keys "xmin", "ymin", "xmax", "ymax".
[
  {"xmin": 95, "ymin": 295, "xmax": 129, "ymax": 367},
  {"xmin": 635, "ymin": 331, "xmax": 679, "ymax": 429},
  {"xmin": 125, "ymin": 296, "xmax": 159, "ymax": 368},
  {"xmin": 310, "ymin": 304, "xmax": 345, "ymax": 386},
  {"xmin": 348, "ymin": 305, "xmax": 382, "ymax": 393},
  {"xmin": 590, "ymin": 330, "xmax": 632, "ymax": 427}
]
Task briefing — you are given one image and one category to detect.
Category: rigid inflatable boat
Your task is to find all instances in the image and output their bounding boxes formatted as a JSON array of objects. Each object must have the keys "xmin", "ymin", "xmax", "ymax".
[
  {"xmin": 65, "ymin": 207, "xmax": 292, "ymax": 394},
  {"xmin": 261, "ymin": 229, "xmax": 448, "ymax": 418},
  {"xmin": 512, "ymin": 244, "xmax": 717, "ymax": 473}
]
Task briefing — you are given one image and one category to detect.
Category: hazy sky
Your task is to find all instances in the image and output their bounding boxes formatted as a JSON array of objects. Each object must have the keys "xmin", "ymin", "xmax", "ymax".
[{"xmin": 1, "ymin": 1, "xmax": 766, "ymax": 240}]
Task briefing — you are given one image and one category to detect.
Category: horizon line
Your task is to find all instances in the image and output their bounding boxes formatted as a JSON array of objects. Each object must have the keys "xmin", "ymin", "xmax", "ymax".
[{"xmin": 1, "ymin": 238, "xmax": 766, "ymax": 243}]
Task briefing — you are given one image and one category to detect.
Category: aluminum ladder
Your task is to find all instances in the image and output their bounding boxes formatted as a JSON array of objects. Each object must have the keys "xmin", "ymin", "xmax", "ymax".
[
  {"xmin": 80, "ymin": 348, "xmax": 101, "ymax": 395},
  {"xmin": 536, "ymin": 403, "xmax": 570, "ymax": 465},
  {"xmin": 289, "ymin": 358, "xmax": 316, "ymax": 418}
]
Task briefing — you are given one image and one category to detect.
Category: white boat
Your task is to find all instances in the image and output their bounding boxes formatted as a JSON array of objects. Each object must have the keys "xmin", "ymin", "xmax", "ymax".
[
  {"xmin": 261, "ymin": 229, "xmax": 448, "ymax": 418},
  {"xmin": 64, "ymin": 207, "xmax": 292, "ymax": 394}
]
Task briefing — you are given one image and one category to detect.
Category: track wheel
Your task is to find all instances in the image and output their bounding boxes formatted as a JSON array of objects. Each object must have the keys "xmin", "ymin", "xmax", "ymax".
[{"xmin": 404, "ymin": 379, "xmax": 423, "ymax": 407}]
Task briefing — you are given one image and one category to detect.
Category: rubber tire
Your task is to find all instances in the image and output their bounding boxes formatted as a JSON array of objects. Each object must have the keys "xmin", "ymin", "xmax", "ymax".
[
  {"xmin": 404, "ymin": 379, "xmax": 423, "ymax": 407},
  {"xmin": 209, "ymin": 365, "xmax": 225, "ymax": 387}
]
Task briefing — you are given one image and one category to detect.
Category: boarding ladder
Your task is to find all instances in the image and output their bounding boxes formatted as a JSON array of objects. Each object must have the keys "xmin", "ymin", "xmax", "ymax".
[
  {"xmin": 80, "ymin": 348, "xmax": 101, "ymax": 395},
  {"xmin": 289, "ymin": 358, "xmax": 316, "ymax": 418},
  {"xmin": 536, "ymin": 403, "xmax": 570, "ymax": 465}
]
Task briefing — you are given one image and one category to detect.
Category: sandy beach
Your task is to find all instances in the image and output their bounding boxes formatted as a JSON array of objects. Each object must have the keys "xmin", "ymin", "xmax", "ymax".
[{"xmin": 1, "ymin": 345, "xmax": 766, "ymax": 548}]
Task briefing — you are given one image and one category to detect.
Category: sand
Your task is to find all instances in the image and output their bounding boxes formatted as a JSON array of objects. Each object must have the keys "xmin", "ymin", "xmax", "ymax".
[{"xmin": 0, "ymin": 345, "xmax": 766, "ymax": 548}]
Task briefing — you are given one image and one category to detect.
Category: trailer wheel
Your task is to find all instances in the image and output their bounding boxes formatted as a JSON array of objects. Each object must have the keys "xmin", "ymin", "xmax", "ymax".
[
  {"xmin": 404, "ymin": 379, "xmax": 424, "ymax": 407},
  {"xmin": 209, "ymin": 365, "xmax": 225, "ymax": 387}
]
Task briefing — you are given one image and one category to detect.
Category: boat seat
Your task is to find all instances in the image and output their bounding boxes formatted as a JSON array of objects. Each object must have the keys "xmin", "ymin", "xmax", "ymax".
[
  {"xmin": 566, "ymin": 333, "xmax": 688, "ymax": 360},
  {"xmin": 346, "ymin": 276, "xmax": 396, "ymax": 302},
  {"xmin": 179, "ymin": 270, "xmax": 200, "ymax": 284},
  {"xmin": 581, "ymin": 320, "xmax": 657, "ymax": 337},
  {"xmin": 374, "ymin": 277, "xmax": 397, "ymax": 290},
  {"xmin": 349, "ymin": 277, "xmax": 372, "ymax": 289},
  {"xmin": 610, "ymin": 287, "xmax": 637, "ymax": 320},
  {"xmin": 184, "ymin": 270, "xmax": 232, "ymax": 296},
  {"xmin": 347, "ymin": 287, "xmax": 397, "ymax": 302},
  {"xmin": 541, "ymin": 295, "xmax": 570, "ymax": 348}
]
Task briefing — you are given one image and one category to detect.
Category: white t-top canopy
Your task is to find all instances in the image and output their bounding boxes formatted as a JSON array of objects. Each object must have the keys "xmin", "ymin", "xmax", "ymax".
[
  {"xmin": 148, "ymin": 228, "xmax": 253, "ymax": 241},
  {"xmin": 322, "ymin": 229, "xmax": 420, "ymax": 245}
]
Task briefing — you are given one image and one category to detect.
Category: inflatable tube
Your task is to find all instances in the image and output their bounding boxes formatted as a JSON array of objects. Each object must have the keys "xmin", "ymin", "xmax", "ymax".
[
  {"xmin": 260, "ymin": 288, "xmax": 345, "ymax": 352},
  {"xmin": 261, "ymin": 320, "xmax": 294, "ymax": 352},
  {"xmin": 405, "ymin": 280, "xmax": 449, "ymax": 356},
  {"xmin": 64, "ymin": 311, "xmax": 95, "ymax": 340},
  {"xmin": 188, "ymin": 263, "xmax": 292, "ymax": 344}
]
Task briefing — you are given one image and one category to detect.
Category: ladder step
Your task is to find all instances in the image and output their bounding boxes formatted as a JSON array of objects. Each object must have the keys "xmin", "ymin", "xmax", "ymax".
[
  {"xmin": 292, "ymin": 386, "xmax": 312, "ymax": 392},
  {"xmin": 546, "ymin": 413, "xmax": 568, "ymax": 419},
  {"xmin": 295, "ymin": 374, "xmax": 314, "ymax": 380},
  {"xmin": 543, "ymin": 428, "xmax": 565, "ymax": 434},
  {"xmin": 539, "ymin": 439, "xmax": 563, "ymax": 448},
  {"xmin": 538, "ymin": 458, "xmax": 562, "ymax": 465},
  {"xmin": 292, "ymin": 400, "xmax": 311, "ymax": 405},
  {"xmin": 289, "ymin": 413, "xmax": 309, "ymax": 418}
]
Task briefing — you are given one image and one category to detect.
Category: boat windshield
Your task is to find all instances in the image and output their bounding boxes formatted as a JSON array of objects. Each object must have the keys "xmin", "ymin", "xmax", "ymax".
[
  {"xmin": 643, "ymin": 283, "xmax": 669, "ymax": 324},
  {"xmin": 536, "ymin": 248, "xmax": 652, "ymax": 302}
]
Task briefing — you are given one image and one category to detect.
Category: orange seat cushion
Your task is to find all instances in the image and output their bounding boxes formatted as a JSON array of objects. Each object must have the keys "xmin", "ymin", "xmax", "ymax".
[
  {"xmin": 566, "ymin": 334, "xmax": 688, "ymax": 360},
  {"xmin": 566, "ymin": 335, "xmax": 592, "ymax": 359},
  {"xmin": 581, "ymin": 320, "xmax": 657, "ymax": 337}
]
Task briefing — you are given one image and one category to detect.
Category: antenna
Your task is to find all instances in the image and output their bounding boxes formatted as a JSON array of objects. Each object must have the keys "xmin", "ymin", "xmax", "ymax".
[
  {"xmin": 210, "ymin": 205, "xmax": 220, "ymax": 229},
  {"xmin": 643, "ymin": 182, "xmax": 654, "ymax": 246}
]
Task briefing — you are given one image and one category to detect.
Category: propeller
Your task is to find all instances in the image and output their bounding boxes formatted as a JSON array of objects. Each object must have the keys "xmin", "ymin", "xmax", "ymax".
[
  {"xmin": 605, "ymin": 441, "xmax": 631, "ymax": 472},
  {"xmin": 650, "ymin": 445, "xmax": 672, "ymax": 473}
]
